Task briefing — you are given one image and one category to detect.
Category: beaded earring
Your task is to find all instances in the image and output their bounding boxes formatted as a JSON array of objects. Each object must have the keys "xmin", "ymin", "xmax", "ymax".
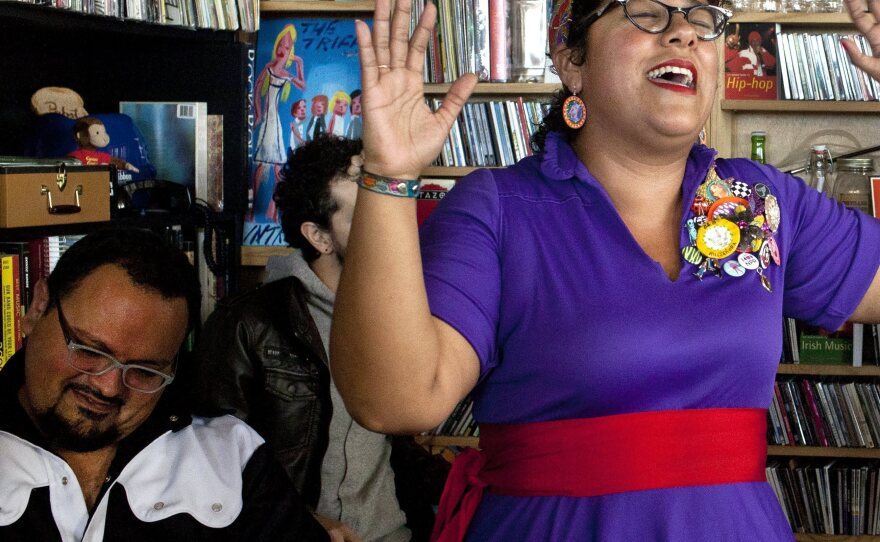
[{"xmin": 562, "ymin": 92, "xmax": 586, "ymax": 130}]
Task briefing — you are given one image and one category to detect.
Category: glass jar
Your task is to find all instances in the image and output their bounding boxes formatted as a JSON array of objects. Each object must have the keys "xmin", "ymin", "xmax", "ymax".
[{"xmin": 832, "ymin": 157, "xmax": 875, "ymax": 215}]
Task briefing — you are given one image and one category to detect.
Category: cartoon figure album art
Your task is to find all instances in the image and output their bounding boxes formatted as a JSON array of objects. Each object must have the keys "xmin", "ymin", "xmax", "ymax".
[{"xmin": 244, "ymin": 17, "xmax": 367, "ymax": 246}]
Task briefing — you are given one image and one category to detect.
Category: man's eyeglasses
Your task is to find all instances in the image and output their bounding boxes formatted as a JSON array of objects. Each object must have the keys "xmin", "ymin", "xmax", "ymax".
[
  {"xmin": 56, "ymin": 298, "xmax": 176, "ymax": 393},
  {"xmin": 588, "ymin": 0, "xmax": 733, "ymax": 41}
]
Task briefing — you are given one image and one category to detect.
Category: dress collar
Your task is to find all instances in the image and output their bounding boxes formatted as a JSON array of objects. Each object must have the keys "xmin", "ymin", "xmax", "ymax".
[{"xmin": 538, "ymin": 130, "xmax": 719, "ymax": 196}]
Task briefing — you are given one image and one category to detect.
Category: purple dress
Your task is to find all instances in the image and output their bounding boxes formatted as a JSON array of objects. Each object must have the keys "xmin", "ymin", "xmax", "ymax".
[{"xmin": 419, "ymin": 132, "xmax": 880, "ymax": 541}]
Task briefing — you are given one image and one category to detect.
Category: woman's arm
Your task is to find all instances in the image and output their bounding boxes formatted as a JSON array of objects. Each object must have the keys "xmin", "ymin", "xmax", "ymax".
[
  {"xmin": 291, "ymin": 55, "xmax": 306, "ymax": 91},
  {"xmin": 330, "ymin": 0, "xmax": 480, "ymax": 434},
  {"xmin": 254, "ymin": 66, "xmax": 269, "ymax": 123},
  {"xmin": 851, "ymin": 268, "xmax": 880, "ymax": 323}
]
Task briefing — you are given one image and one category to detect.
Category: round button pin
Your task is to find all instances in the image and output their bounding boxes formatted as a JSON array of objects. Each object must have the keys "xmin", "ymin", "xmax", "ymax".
[
  {"xmin": 754, "ymin": 183, "xmax": 770, "ymax": 198},
  {"xmin": 738, "ymin": 252, "xmax": 759, "ymax": 270},
  {"xmin": 723, "ymin": 259, "xmax": 746, "ymax": 277},
  {"xmin": 707, "ymin": 197, "xmax": 750, "ymax": 221},
  {"xmin": 696, "ymin": 219, "xmax": 740, "ymax": 260}
]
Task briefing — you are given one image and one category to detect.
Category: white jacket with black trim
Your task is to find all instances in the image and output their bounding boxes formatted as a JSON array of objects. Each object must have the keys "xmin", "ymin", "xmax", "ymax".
[{"xmin": 0, "ymin": 349, "xmax": 328, "ymax": 542}]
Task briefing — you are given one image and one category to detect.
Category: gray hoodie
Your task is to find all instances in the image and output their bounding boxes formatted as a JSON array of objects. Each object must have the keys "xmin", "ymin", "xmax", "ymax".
[{"xmin": 265, "ymin": 253, "xmax": 411, "ymax": 542}]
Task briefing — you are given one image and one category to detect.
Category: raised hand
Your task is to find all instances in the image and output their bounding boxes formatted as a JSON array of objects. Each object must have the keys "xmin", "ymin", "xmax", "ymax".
[
  {"xmin": 842, "ymin": 0, "xmax": 880, "ymax": 82},
  {"xmin": 355, "ymin": 0, "xmax": 478, "ymax": 179}
]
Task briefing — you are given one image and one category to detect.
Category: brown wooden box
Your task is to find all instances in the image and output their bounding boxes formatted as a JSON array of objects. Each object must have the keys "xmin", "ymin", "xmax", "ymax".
[{"xmin": 0, "ymin": 164, "xmax": 111, "ymax": 228}]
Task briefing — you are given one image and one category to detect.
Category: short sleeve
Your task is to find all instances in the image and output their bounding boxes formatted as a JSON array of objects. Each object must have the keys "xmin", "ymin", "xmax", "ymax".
[
  {"xmin": 419, "ymin": 169, "xmax": 502, "ymax": 378},
  {"xmin": 751, "ymin": 162, "xmax": 880, "ymax": 329}
]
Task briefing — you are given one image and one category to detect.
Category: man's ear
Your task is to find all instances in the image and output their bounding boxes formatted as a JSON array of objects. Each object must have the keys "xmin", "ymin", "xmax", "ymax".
[
  {"xmin": 22, "ymin": 278, "xmax": 49, "ymax": 338},
  {"xmin": 300, "ymin": 221, "xmax": 332, "ymax": 255},
  {"xmin": 551, "ymin": 46, "xmax": 585, "ymax": 93}
]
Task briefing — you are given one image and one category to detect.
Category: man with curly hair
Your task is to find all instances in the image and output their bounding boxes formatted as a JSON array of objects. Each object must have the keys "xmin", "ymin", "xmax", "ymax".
[{"xmin": 193, "ymin": 135, "xmax": 420, "ymax": 542}]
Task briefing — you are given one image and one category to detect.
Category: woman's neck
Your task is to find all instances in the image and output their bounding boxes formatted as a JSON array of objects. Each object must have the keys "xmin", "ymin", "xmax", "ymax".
[{"xmin": 574, "ymin": 125, "xmax": 694, "ymax": 213}]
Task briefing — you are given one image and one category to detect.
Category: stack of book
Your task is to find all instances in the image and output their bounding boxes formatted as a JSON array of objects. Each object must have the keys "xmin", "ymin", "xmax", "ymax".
[
  {"xmin": 777, "ymin": 31, "xmax": 879, "ymax": 101},
  {"xmin": 413, "ymin": 0, "xmax": 553, "ymax": 83},
  {"xmin": 429, "ymin": 397, "xmax": 479, "ymax": 439},
  {"xmin": 429, "ymin": 98, "xmax": 550, "ymax": 168},
  {"xmin": 767, "ymin": 459, "xmax": 880, "ymax": 535},
  {"xmin": 0, "ymin": 235, "xmax": 85, "ymax": 368},
  {"xmin": 782, "ymin": 318, "xmax": 878, "ymax": 367},
  {"xmin": 22, "ymin": 0, "xmax": 258, "ymax": 32},
  {"xmin": 769, "ymin": 377, "xmax": 880, "ymax": 448}
]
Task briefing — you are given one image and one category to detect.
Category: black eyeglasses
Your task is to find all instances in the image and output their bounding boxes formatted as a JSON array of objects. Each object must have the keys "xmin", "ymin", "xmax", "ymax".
[
  {"xmin": 56, "ymin": 298, "xmax": 176, "ymax": 393},
  {"xmin": 588, "ymin": 0, "xmax": 732, "ymax": 41}
]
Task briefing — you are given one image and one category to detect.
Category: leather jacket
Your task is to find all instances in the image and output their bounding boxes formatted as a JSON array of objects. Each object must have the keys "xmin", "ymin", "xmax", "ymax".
[{"xmin": 192, "ymin": 277, "xmax": 332, "ymax": 508}]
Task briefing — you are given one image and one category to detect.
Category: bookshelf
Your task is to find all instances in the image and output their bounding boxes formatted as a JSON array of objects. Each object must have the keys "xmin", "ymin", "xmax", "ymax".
[
  {"xmin": 0, "ymin": 2, "xmax": 249, "ymax": 297},
  {"xmin": 709, "ymin": 12, "xmax": 880, "ymax": 538},
  {"xmin": 708, "ymin": 12, "xmax": 880, "ymax": 169}
]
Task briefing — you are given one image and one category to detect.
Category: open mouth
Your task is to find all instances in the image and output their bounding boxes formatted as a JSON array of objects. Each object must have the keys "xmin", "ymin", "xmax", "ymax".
[{"xmin": 646, "ymin": 63, "xmax": 697, "ymax": 89}]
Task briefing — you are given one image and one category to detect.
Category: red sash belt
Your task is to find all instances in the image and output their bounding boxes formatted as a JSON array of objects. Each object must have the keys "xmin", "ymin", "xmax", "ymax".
[{"xmin": 430, "ymin": 407, "xmax": 767, "ymax": 542}]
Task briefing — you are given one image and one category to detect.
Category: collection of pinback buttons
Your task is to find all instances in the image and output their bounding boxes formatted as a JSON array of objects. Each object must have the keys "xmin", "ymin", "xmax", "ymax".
[{"xmin": 682, "ymin": 167, "xmax": 780, "ymax": 292}]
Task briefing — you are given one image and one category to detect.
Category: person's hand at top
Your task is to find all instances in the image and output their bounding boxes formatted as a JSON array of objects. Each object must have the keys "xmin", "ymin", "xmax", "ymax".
[
  {"xmin": 842, "ymin": 0, "xmax": 880, "ymax": 82},
  {"xmin": 354, "ymin": 0, "xmax": 478, "ymax": 180}
]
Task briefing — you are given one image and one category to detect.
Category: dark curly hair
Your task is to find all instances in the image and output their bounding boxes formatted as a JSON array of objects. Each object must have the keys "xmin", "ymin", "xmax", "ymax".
[
  {"xmin": 533, "ymin": 0, "xmax": 727, "ymax": 151},
  {"xmin": 273, "ymin": 135, "xmax": 363, "ymax": 262}
]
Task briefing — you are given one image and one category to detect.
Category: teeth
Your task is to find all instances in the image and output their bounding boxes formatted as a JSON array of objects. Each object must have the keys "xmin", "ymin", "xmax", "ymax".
[{"xmin": 647, "ymin": 65, "xmax": 695, "ymax": 87}]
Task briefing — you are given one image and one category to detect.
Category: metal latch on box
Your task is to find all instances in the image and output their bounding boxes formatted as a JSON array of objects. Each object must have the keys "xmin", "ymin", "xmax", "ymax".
[{"xmin": 41, "ymin": 163, "xmax": 82, "ymax": 214}]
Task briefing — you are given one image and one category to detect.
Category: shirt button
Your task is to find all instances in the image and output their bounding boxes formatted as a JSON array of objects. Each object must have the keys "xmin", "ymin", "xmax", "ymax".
[
  {"xmin": 169, "ymin": 415, "xmax": 179, "ymax": 422},
  {"xmin": 61, "ymin": 477, "xmax": 68, "ymax": 485},
  {"xmin": 212, "ymin": 503, "xmax": 222, "ymax": 512},
  {"xmin": 153, "ymin": 502, "xmax": 165, "ymax": 510}
]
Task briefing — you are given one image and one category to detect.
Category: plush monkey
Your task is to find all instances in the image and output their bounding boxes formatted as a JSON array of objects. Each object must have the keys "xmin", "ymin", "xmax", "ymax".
[{"xmin": 67, "ymin": 117, "xmax": 139, "ymax": 172}]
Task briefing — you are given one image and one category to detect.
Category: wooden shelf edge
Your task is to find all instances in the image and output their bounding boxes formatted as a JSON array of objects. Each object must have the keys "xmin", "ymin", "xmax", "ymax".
[
  {"xmin": 721, "ymin": 100, "xmax": 880, "ymax": 112},
  {"xmin": 0, "ymin": 2, "xmax": 237, "ymax": 40},
  {"xmin": 730, "ymin": 12, "xmax": 854, "ymax": 24},
  {"xmin": 777, "ymin": 364, "xmax": 880, "ymax": 376},
  {"xmin": 414, "ymin": 435, "xmax": 479, "ymax": 448},
  {"xmin": 241, "ymin": 245, "xmax": 293, "ymax": 266},
  {"xmin": 424, "ymin": 82, "xmax": 561, "ymax": 95},
  {"xmin": 794, "ymin": 534, "xmax": 880, "ymax": 541},
  {"xmin": 422, "ymin": 166, "xmax": 482, "ymax": 177},
  {"xmin": 768, "ymin": 445, "xmax": 880, "ymax": 458},
  {"xmin": 260, "ymin": 1, "xmax": 375, "ymax": 13}
]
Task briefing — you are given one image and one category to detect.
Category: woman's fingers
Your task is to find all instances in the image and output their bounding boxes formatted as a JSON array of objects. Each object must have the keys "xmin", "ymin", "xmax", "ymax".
[
  {"xmin": 435, "ymin": 73, "xmax": 479, "ymax": 131},
  {"xmin": 389, "ymin": 0, "xmax": 413, "ymax": 69},
  {"xmin": 406, "ymin": 1, "xmax": 437, "ymax": 73},
  {"xmin": 371, "ymin": 0, "xmax": 392, "ymax": 69},
  {"xmin": 356, "ymin": 19, "xmax": 379, "ymax": 89}
]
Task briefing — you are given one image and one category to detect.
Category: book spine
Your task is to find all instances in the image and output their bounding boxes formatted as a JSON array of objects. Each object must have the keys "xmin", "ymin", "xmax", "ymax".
[
  {"xmin": 768, "ymin": 390, "xmax": 786, "ymax": 444},
  {"xmin": 10, "ymin": 255, "xmax": 21, "ymax": 352},
  {"xmin": 775, "ymin": 380, "xmax": 796, "ymax": 446},
  {"xmin": 488, "ymin": 0, "xmax": 509, "ymax": 82},
  {"xmin": 1, "ymin": 255, "xmax": 18, "ymax": 367},
  {"xmin": 474, "ymin": 0, "xmax": 490, "ymax": 81},
  {"xmin": 802, "ymin": 380, "xmax": 831, "ymax": 447}
]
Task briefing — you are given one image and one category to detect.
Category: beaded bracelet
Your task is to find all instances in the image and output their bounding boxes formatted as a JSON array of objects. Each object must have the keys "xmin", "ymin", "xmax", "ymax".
[{"xmin": 357, "ymin": 170, "xmax": 421, "ymax": 198}]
